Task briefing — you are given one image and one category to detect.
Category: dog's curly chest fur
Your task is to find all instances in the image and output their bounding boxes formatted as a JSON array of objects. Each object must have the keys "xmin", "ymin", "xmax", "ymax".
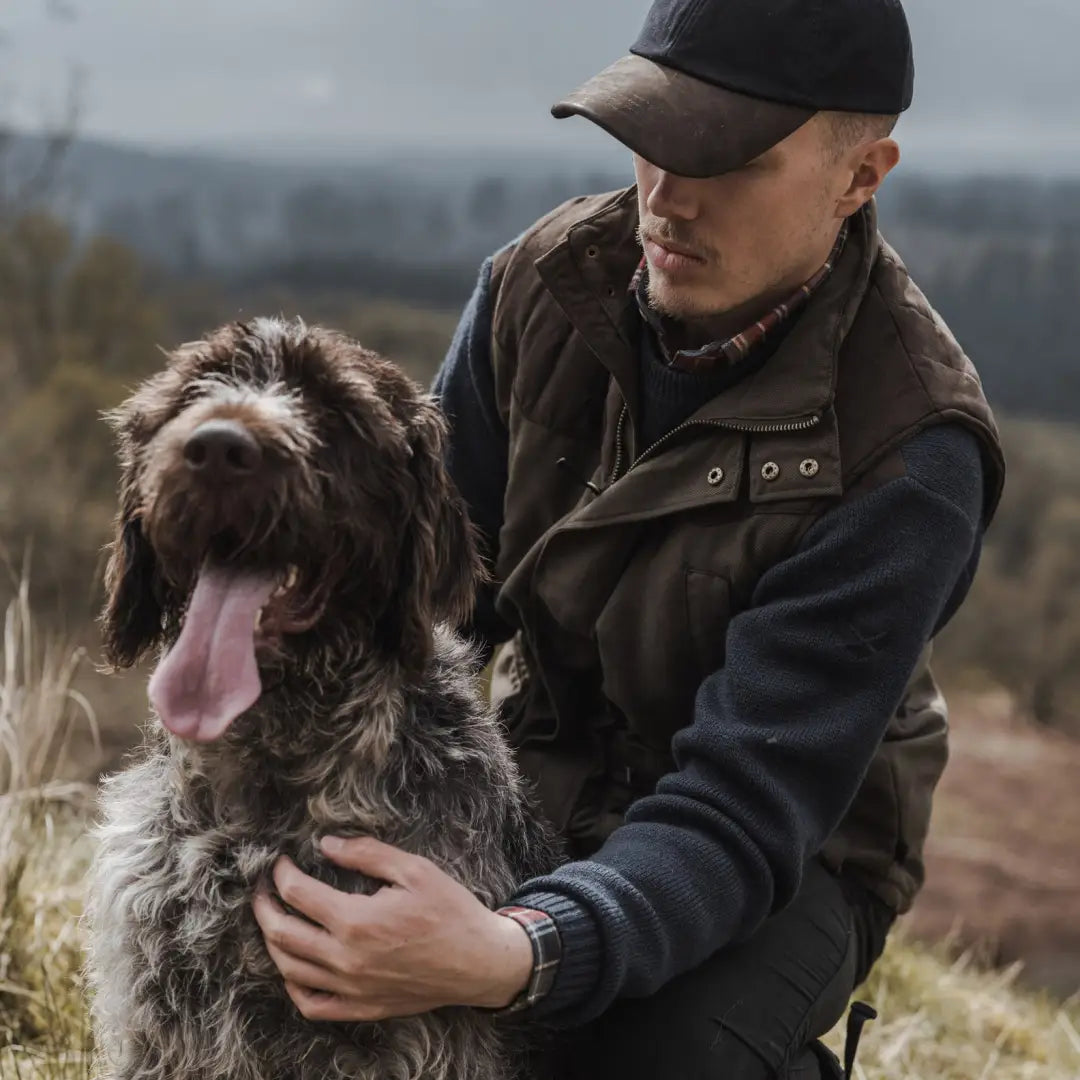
[{"xmin": 88, "ymin": 641, "xmax": 555, "ymax": 1080}]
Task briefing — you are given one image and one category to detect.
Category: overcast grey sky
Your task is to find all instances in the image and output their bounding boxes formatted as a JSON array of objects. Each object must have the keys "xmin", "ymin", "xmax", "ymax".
[{"xmin": 3, "ymin": 0, "xmax": 1078, "ymax": 173}]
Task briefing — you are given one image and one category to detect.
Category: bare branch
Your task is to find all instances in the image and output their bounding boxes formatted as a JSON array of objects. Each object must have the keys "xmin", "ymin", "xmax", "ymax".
[
  {"xmin": 0, "ymin": 3, "xmax": 82, "ymax": 224},
  {"xmin": 7, "ymin": 63, "xmax": 84, "ymax": 217}
]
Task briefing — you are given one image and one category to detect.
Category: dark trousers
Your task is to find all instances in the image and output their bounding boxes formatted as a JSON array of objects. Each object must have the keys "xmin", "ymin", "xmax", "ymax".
[{"xmin": 534, "ymin": 858, "xmax": 894, "ymax": 1080}]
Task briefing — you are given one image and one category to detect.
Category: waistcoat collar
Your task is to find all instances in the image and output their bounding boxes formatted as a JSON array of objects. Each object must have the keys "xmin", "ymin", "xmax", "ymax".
[{"xmin": 533, "ymin": 186, "xmax": 882, "ymax": 431}]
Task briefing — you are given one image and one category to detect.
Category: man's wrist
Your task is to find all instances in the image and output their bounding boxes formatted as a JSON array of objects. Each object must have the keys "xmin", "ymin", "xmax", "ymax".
[
  {"xmin": 473, "ymin": 909, "xmax": 535, "ymax": 1010},
  {"xmin": 482, "ymin": 906, "xmax": 562, "ymax": 1014}
]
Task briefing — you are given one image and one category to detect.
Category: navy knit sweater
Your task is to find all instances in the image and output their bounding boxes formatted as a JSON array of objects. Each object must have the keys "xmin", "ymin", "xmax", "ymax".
[{"xmin": 432, "ymin": 253, "xmax": 987, "ymax": 1027}]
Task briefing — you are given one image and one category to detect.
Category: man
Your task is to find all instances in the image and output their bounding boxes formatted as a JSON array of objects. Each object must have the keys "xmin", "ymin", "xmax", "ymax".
[{"xmin": 252, "ymin": 0, "xmax": 1005, "ymax": 1076}]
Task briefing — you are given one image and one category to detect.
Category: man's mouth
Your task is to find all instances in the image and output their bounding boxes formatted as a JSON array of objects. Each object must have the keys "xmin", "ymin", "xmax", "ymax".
[
  {"xmin": 643, "ymin": 236, "xmax": 708, "ymax": 274},
  {"xmin": 148, "ymin": 561, "xmax": 306, "ymax": 744}
]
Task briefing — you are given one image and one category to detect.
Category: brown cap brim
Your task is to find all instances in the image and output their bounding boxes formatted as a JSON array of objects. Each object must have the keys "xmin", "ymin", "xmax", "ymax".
[{"xmin": 552, "ymin": 54, "xmax": 816, "ymax": 178}]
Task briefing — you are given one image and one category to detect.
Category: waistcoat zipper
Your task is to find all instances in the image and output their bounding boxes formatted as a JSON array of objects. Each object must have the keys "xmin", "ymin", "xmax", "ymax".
[{"xmin": 609, "ymin": 402, "xmax": 821, "ymax": 484}]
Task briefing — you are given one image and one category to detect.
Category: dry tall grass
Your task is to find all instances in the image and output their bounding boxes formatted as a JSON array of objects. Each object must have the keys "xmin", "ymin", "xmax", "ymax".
[
  {"xmin": 822, "ymin": 933, "xmax": 1080, "ymax": 1079},
  {"xmin": 0, "ymin": 579, "xmax": 98, "ymax": 1080},
  {"xmin": 0, "ymin": 587, "xmax": 1077, "ymax": 1079}
]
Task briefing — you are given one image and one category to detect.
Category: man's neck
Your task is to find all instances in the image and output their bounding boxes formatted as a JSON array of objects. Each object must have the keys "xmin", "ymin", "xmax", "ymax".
[
  {"xmin": 656, "ymin": 224, "xmax": 844, "ymax": 358},
  {"xmin": 658, "ymin": 290, "xmax": 791, "ymax": 358}
]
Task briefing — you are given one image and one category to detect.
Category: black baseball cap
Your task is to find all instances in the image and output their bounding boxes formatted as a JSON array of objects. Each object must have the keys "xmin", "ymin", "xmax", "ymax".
[{"xmin": 552, "ymin": 0, "xmax": 914, "ymax": 178}]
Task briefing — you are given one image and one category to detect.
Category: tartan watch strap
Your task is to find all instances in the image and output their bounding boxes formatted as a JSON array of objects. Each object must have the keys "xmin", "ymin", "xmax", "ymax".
[{"xmin": 491, "ymin": 906, "xmax": 562, "ymax": 1014}]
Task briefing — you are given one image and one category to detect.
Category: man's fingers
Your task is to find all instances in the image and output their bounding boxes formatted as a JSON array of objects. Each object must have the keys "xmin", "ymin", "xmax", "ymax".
[
  {"xmin": 284, "ymin": 983, "xmax": 390, "ymax": 1024},
  {"xmin": 264, "ymin": 937, "xmax": 355, "ymax": 996},
  {"xmin": 269, "ymin": 946, "xmax": 354, "ymax": 997},
  {"xmin": 270, "ymin": 857, "xmax": 366, "ymax": 935},
  {"xmin": 254, "ymin": 885, "xmax": 346, "ymax": 964},
  {"xmin": 283, "ymin": 981, "xmax": 350, "ymax": 1022},
  {"xmin": 319, "ymin": 835, "xmax": 429, "ymax": 888}
]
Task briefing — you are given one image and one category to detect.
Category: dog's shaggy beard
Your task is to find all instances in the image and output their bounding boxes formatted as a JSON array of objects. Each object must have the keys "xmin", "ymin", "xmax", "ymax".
[{"xmin": 84, "ymin": 318, "xmax": 558, "ymax": 1080}]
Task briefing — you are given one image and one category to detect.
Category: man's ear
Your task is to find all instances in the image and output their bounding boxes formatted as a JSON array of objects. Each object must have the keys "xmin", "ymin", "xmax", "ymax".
[{"xmin": 835, "ymin": 138, "xmax": 901, "ymax": 218}]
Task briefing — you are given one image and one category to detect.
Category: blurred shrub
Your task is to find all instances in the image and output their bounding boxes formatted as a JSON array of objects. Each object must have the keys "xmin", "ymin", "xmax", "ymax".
[
  {"xmin": 936, "ymin": 419, "xmax": 1080, "ymax": 734},
  {"xmin": 0, "ymin": 213, "xmax": 167, "ymax": 619}
]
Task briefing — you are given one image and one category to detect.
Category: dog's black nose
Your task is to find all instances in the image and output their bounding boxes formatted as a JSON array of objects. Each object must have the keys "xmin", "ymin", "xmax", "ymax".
[{"xmin": 184, "ymin": 419, "xmax": 263, "ymax": 479}]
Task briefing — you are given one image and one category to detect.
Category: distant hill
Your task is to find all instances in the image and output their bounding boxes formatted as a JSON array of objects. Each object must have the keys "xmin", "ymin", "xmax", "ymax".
[{"xmin": 7, "ymin": 133, "xmax": 1080, "ymax": 423}]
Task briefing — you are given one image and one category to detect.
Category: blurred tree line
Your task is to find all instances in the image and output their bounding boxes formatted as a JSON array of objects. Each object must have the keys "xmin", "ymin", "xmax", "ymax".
[
  {"xmin": 72, "ymin": 156, "xmax": 1080, "ymax": 424},
  {"xmin": 915, "ymin": 230, "xmax": 1080, "ymax": 423},
  {"xmin": 1, "ymin": 202, "xmax": 1079, "ymax": 735}
]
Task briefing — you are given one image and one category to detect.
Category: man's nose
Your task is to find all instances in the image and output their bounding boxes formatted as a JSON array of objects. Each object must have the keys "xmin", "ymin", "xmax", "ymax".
[
  {"xmin": 183, "ymin": 419, "xmax": 263, "ymax": 481},
  {"xmin": 646, "ymin": 170, "xmax": 700, "ymax": 221}
]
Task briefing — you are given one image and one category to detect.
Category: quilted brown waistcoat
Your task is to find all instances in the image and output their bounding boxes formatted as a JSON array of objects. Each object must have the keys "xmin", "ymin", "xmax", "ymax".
[{"xmin": 484, "ymin": 187, "xmax": 1005, "ymax": 913}]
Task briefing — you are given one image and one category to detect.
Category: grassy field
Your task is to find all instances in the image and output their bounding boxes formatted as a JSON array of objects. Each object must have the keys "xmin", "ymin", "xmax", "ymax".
[{"xmin": 1, "ymin": 588, "xmax": 1078, "ymax": 1080}]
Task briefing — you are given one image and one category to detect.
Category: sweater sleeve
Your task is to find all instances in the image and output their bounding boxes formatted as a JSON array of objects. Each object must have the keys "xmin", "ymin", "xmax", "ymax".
[
  {"xmin": 431, "ymin": 252, "xmax": 514, "ymax": 652},
  {"xmin": 508, "ymin": 424, "xmax": 987, "ymax": 1025}
]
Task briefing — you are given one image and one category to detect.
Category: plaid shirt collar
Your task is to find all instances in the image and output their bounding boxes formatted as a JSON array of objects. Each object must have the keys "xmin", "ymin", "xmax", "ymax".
[{"xmin": 631, "ymin": 219, "xmax": 849, "ymax": 373}]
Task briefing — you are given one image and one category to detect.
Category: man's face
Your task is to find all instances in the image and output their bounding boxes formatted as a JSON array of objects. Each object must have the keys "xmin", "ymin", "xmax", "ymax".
[{"xmin": 633, "ymin": 114, "xmax": 856, "ymax": 320}]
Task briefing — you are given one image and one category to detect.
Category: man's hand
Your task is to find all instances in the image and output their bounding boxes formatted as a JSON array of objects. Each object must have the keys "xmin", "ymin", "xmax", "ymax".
[{"xmin": 251, "ymin": 835, "xmax": 534, "ymax": 1022}]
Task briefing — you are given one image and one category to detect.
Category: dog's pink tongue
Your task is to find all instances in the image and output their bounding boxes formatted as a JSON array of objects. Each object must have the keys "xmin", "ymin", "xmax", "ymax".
[{"xmin": 149, "ymin": 566, "xmax": 276, "ymax": 742}]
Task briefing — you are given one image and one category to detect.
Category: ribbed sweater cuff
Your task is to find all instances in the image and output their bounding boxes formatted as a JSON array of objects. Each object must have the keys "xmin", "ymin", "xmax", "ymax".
[{"xmin": 504, "ymin": 889, "xmax": 603, "ymax": 1023}]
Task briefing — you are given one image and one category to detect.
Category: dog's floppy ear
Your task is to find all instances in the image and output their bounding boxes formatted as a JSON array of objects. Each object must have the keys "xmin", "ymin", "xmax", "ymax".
[
  {"xmin": 99, "ymin": 467, "xmax": 165, "ymax": 670},
  {"xmin": 395, "ymin": 397, "xmax": 484, "ymax": 668}
]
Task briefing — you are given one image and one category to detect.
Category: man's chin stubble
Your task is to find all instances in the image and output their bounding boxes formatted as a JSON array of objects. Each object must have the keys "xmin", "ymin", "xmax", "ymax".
[{"xmin": 647, "ymin": 278, "xmax": 718, "ymax": 321}]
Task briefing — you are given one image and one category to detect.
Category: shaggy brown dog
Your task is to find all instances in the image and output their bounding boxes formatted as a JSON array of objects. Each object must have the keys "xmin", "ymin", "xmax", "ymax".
[{"xmin": 84, "ymin": 318, "xmax": 558, "ymax": 1080}]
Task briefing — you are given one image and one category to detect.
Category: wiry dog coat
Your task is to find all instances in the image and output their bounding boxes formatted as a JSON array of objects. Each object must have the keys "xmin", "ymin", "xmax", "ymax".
[{"xmin": 84, "ymin": 319, "xmax": 558, "ymax": 1080}]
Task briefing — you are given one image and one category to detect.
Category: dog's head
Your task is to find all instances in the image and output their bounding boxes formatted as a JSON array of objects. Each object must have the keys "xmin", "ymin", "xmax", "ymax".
[{"xmin": 100, "ymin": 318, "xmax": 482, "ymax": 742}]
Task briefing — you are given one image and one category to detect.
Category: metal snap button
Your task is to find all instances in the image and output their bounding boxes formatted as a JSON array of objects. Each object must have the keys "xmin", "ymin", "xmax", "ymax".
[
  {"xmin": 761, "ymin": 461, "xmax": 781, "ymax": 482},
  {"xmin": 800, "ymin": 458, "xmax": 821, "ymax": 478},
  {"xmin": 586, "ymin": 245, "xmax": 600, "ymax": 259},
  {"xmin": 707, "ymin": 467, "xmax": 725, "ymax": 486}
]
